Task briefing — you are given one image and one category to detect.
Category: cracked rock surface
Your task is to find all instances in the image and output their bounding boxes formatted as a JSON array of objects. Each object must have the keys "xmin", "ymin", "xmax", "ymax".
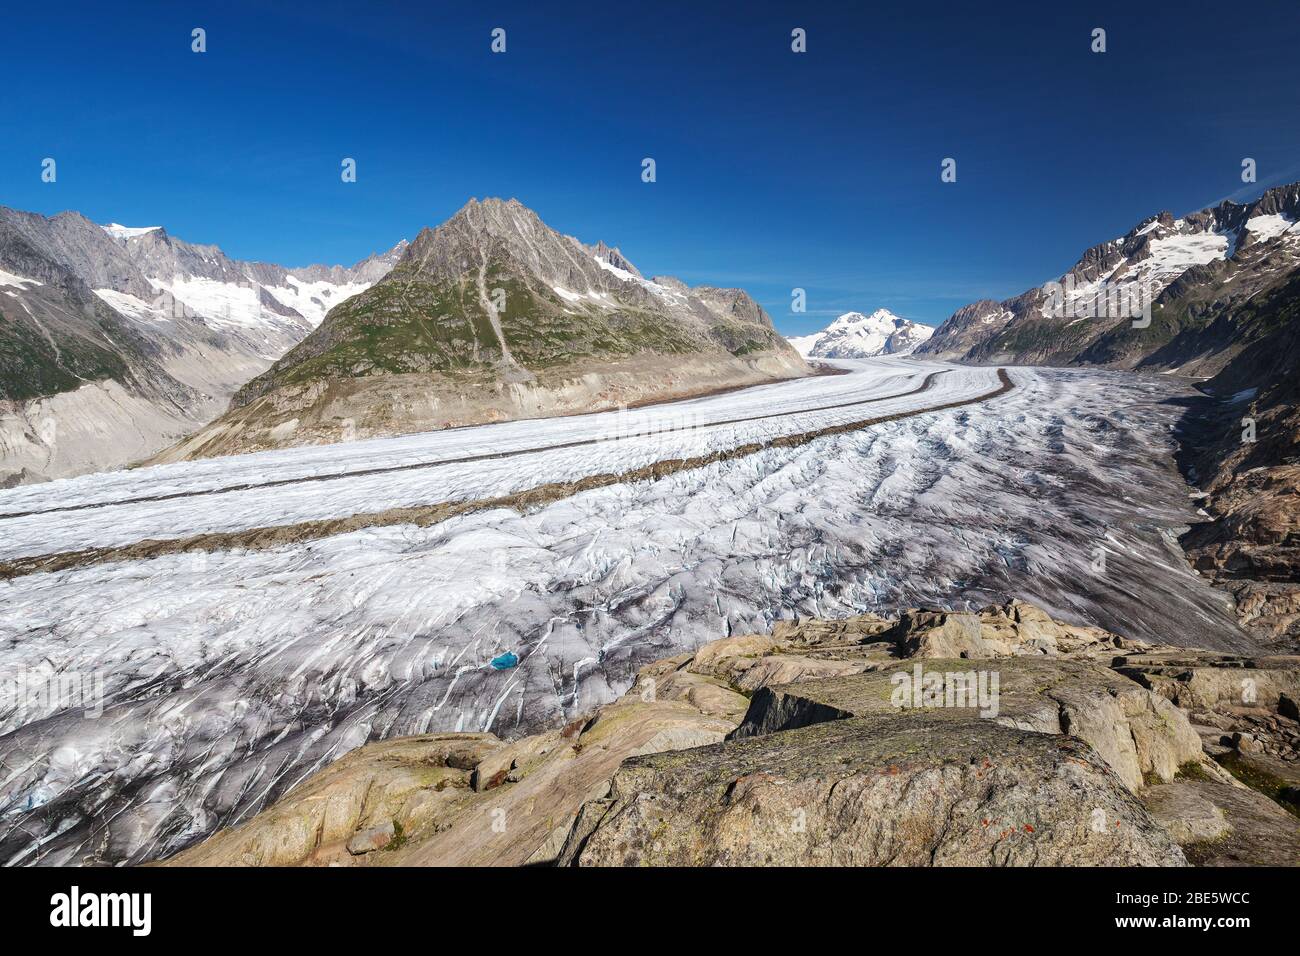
[{"xmin": 164, "ymin": 599, "xmax": 1298, "ymax": 867}]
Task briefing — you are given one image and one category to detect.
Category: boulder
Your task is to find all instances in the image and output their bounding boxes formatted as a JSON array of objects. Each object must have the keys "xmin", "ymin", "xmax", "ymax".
[
  {"xmin": 1141, "ymin": 783, "xmax": 1231, "ymax": 844},
  {"xmin": 346, "ymin": 821, "xmax": 397, "ymax": 856},
  {"xmin": 558, "ymin": 714, "xmax": 1186, "ymax": 866}
]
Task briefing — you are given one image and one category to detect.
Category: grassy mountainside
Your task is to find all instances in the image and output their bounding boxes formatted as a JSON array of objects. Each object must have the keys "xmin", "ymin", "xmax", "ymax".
[{"xmin": 161, "ymin": 199, "xmax": 807, "ymax": 458}]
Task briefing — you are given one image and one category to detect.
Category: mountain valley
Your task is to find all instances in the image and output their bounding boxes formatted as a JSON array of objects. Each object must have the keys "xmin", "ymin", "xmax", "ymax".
[{"xmin": 0, "ymin": 207, "xmax": 404, "ymax": 483}]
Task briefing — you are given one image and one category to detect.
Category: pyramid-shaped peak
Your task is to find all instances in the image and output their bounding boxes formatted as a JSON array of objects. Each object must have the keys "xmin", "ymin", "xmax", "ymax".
[
  {"xmin": 589, "ymin": 240, "xmax": 642, "ymax": 278},
  {"xmin": 452, "ymin": 196, "xmax": 532, "ymax": 218}
]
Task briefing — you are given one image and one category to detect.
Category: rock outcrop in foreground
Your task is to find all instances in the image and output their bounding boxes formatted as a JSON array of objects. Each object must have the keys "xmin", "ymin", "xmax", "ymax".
[{"xmin": 163, "ymin": 600, "xmax": 1300, "ymax": 867}]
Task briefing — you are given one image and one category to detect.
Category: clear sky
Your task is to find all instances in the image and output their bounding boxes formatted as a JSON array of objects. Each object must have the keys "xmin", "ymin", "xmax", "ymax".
[{"xmin": 3, "ymin": 1, "xmax": 1298, "ymax": 334}]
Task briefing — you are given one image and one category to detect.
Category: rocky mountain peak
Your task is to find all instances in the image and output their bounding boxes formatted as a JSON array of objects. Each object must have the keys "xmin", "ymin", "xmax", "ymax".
[
  {"xmin": 1247, "ymin": 182, "xmax": 1300, "ymax": 219},
  {"xmin": 188, "ymin": 198, "xmax": 807, "ymax": 455},
  {"xmin": 0, "ymin": 203, "xmax": 408, "ymax": 481},
  {"xmin": 589, "ymin": 240, "xmax": 641, "ymax": 278}
]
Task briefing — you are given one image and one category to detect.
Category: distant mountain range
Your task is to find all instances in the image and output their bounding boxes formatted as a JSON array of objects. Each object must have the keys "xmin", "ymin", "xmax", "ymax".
[
  {"xmin": 788, "ymin": 309, "xmax": 933, "ymax": 358},
  {"xmin": 917, "ymin": 182, "xmax": 1300, "ymax": 373},
  {"xmin": 918, "ymin": 181, "xmax": 1300, "ymax": 649},
  {"xmin": 156, "ymin": 198, "xmax": 808, "ymax": 462},
  {"xmin": 0, "ymin": 207, "xmax": 403, "ymax": 483}
]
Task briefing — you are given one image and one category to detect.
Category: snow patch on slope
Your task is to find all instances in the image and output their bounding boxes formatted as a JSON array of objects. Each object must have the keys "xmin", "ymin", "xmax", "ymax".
[
  {"xmin": 1145, "ymin": 230, "xmax": 1229, "ymax": 274},
  {"xmin": 265, "ymin": 276, "xmax": 371, "ymax": 327},
  {"xmin": 93, "ymin": 289, "xmax": 168, "ymax": 323},
  {"xmin": 0, "ymin": 269, "xmax": 43, "ymax": 289},
  {"xmin": 147, "ymin": 276, "xmax": 267, "ymax": 330},
  {"xmin": 102, "ymin": 224, "xmax": 162, "ymax": 240},
  {"xmin": 593, "ymin": 256, "xmax": 686, "ymax": 302},
  {"xmin": 1245, "ymin": 213, "xmax": 1297, "ymax": 243}
]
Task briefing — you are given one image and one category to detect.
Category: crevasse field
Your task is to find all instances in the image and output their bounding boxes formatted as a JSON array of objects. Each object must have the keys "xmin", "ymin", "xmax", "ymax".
[{"xmin": 0, "ymin": 357, "xmax": 1244, "ymax": 864}]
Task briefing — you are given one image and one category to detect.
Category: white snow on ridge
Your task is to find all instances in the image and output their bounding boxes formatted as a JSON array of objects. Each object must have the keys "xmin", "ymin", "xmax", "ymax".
[
  {"xmin": 102, "ymin": 223, "xmax": 162, "ymax": 240},
  {"xmin": 792, "ymin": 309, "xmax": 933, "ymax": 358},
  {"xmin": 147, "ymin": 275, "xmax": 272, "ymax": 331},
  {"xmin": 593, "ymin": 256, "xmax": 685, "ymax": 301},
  {"xmin": 593, "ymin": 256, "xmax": 640, "ymax": 283},
  {"xmin": 1038, "ymin": 225, "xmax": 1234, "ymax": 321},
  {"xmin": 1144, "ymin": 231, "xmax": 1229, "ymax": 274}
]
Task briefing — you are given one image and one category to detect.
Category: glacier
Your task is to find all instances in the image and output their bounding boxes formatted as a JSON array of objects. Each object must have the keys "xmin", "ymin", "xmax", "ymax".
[{"xmin": 0, "ymin": 357, "xmax": 1248, "ymax": 865}]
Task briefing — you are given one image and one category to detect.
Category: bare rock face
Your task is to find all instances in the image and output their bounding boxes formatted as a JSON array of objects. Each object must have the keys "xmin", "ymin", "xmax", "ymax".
[
  {"xmin": 162, "ymin": 674, "xmax": 745, "ymax": 868},
  {"xmin": 889, "ymin": 600, "xmax": 1125, "ymax": 660},
  {"xmin": 162, "ymin": 598, "xmax": 1298, "ymax": 868},
  {"xmin": 158, "ymin": 734, "xmax": 502, "ymax": 866},
  {"xmin": 1142, "ymin": 782, "xmax": 1231, "ymax": 844},
  {"xmin": 1179, "ymin": 345, "xmax": 1300, "ymax": 650},
  {"xmin": 1149, "ymin": 776, "xmax": 1300, "ymax": 867},
  {"xmin": 1117, "ymin": 651, "xmax": 1300, "ymax": 713},
  {"xmin": 729, "ymin": 657, "xmax": 1214, "ymax": 794},
  {"xmin": 558, "ymin": 715, "xmax": 1186, "ymax": 867}
]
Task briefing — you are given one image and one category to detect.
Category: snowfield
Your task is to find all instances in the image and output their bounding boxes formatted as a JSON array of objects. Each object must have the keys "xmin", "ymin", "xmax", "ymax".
[
  {"xmin": 0, "ymin": 362, "xmax": 981, "ymax": 559},
  {"xmin": 0, "ymin": 357, "xmax": 1246, "ymax": 865},
  {"xmin": 788, "ymin": 309, "xmax": 933, "ymax": 358}
]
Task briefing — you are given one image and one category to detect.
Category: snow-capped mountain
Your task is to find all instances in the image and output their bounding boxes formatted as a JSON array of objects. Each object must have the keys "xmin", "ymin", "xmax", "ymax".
[
  {"xmin": 789, "ymin": 309, "xmax": 934, "ymax": 358},
  {"xmin": 0, "ymin": 206, "xmax": 404, "ymax": 484},
  {"xmin": 161, "ymin": 198, "xmax": 809, "ymax": 461},
  {"xmin": 98, "ymin": 221, "xmax": 406, "ymax": 340},
  {"xmin": 917, "ymin": 182, "xmax": 1300, "ymax": 368}
]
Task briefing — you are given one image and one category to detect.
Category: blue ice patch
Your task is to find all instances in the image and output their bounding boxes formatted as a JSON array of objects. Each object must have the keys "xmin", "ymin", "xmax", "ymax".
[{"xmin": 490, "ymin": 651, "xmax": 519, "ymax": 670}]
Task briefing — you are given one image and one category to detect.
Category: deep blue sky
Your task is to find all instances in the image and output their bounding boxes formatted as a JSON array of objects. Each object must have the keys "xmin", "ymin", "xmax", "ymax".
[{"xmin": 3, "ymin": 1, "xmax": 1298, "ymax": 334}]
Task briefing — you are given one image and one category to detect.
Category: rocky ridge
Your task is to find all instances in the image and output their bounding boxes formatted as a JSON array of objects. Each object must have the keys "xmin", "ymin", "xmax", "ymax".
[
  {"xmin": 162, "ymin": 599, "xmax": 1299, "ymax": 868},
  {"xmin": 0, "ymin": 205, "xmax": 402, "ymax": 482},
  {"xmin": 916, "ymin": 183, "xmax": 1300, "ymax": 370},
  {"xmin": 155, "ymin": 198, "xmax": 809, "ymax": 461}
]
